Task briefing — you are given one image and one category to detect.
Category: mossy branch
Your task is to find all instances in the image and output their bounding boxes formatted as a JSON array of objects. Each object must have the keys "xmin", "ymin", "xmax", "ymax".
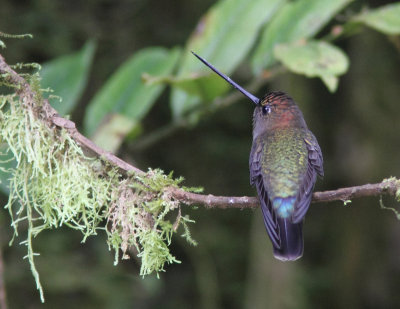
[{"xmin": 0, "ymin": 53, "xmax": 198, "ymax": 301}]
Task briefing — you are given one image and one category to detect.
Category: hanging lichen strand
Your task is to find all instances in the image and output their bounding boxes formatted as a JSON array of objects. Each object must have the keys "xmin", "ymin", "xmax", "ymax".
[{"xmin": 0, "ymin": 77, "xmax": 197, "ymax": 302}]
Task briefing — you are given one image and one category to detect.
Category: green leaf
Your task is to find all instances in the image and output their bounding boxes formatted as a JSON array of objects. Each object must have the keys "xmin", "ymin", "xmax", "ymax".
[
  {"xmin": 143, "ymin": 72, "xmax": 229, "ymax": 101},
  {"xmin": 84, "ymin": 47, "xmax": 180, "ymax": 137},
  {"xmin": 170, "ymin": 0, "xmax": 285, "ymax": 119},
  {"xmin": 274, "ymin": 40, "xmax": 349, "ymax": 92},
  {"xmin": 251, "ymin": 0, "xmax": 352, "ymax": 73},
  {"xmin": 353, "ymin": 3, "xmax": 400, "ymax": 35},
  {"xmin": 41, "ymin": 41, "xmax": 95, "ymax": 116}
]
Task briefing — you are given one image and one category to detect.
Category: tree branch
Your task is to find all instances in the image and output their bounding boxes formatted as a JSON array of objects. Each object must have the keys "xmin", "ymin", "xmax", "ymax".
[
  {"xmin": 1, "ymin": 53, "xmax": 399, "ymax": 211},
  {"xmin": 168, "ymin": 179, "xmax": 400, "ymax": 209}
]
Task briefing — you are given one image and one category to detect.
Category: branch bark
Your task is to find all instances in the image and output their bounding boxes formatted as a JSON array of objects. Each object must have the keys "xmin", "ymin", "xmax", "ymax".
[
  {"xmin": 168, "ymin": 179, "xmax": 400, "ymax": 209},
  {"xmin": 1, "ymin": 53, "xmax": 399, "ymax": 210}
]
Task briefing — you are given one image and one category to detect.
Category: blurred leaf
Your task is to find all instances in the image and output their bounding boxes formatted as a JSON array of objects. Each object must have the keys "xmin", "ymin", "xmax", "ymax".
[
  {"xmin": 41, "ymin": 41, "xmax": 95, "ymax": 116},
  {"xmin": 172, "ymin": 74, "xmax": 228, "ymax": 101},
  {"xmin": 144, "ymin": 72, "xmax": 228, "ymax": 100},
  {"xmin": 251, "ymin": 0, "xmax": 352, "ymax": 73},
  {"xmin": 92, "ymin": 114, "xmax": 137, "ymax": 153},
  {"xmin": 84, "ymin": 47, "xmax": 180, "ymax": 137},
  {"xmin": 352, "ymin": 3, "xmax": 400, "ymax": 35},
  {"xmin": 274, "ymin": 40, "xmax": 349, "ymax": 92},
  {"xmin": 170, "ymin": 0, "xmax": 285, "ymax": 119}
]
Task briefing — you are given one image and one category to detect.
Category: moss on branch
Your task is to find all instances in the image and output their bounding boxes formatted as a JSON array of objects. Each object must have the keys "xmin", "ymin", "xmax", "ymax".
[{"xmin": 0, "ymin": 71, "xmax": 198, "ymax": 301}]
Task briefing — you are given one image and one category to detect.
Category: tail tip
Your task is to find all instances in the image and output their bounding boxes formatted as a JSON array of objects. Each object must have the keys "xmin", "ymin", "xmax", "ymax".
[{"xmin": 273, "ymin": 250, "xmax": 303, "ymax": 262}]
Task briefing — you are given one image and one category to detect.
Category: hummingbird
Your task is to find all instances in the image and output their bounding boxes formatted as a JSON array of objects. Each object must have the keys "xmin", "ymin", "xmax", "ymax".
[{"xmin": 192, "ymin": 51, "xmax": 324, "ymax": 261}]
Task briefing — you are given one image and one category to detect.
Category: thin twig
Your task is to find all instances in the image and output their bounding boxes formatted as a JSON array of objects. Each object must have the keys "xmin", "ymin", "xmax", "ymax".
[{"xmin": 1, "ymin": 53, "xmax": 399, "ymax": 211}]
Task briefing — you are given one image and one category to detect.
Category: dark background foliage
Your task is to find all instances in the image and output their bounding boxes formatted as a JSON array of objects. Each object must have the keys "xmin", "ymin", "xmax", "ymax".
[{"xmin": 1, "ymin": 0, "xmax": 400, "ymax": 308}]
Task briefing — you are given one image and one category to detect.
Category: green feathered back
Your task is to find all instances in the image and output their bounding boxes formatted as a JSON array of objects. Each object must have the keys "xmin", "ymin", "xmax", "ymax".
[{"xmin": 261, "ymin": 127, "xmax": 309, "ymax": 202}]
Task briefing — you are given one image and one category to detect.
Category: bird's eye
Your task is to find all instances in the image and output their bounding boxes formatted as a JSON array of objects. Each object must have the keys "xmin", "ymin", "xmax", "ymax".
[{"xmin": 262, "ymin": 106, "xmax": 271, "ymax": 115}]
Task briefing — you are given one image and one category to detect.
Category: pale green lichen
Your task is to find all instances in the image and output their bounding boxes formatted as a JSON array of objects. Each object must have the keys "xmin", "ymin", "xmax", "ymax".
[
  {"xmin": 0, "ymin": 32, "xmax": 33, "ymax": 49},
  {"xmin": 379, "ymin": 195, "xmax": 400, "ymax": 220},
  {"xmin": 0, "ymin": 77, "xmax": 198, "ymax": 301},
  {"xmin": 107, "ymin": 169, "xmax": 198, "ymax": 277},
  {"xmin": 343, "ymin": 199, "xmax": 352, "ymax": 206},
  {"xmin": 383, "ymin": 177, "xmax": 400, "ymax": 202},
  {"xmin": 380, "ymin": 177, "xmax": 400, "ymax": 219},
  {"xmin": 1, "ymin": 93, "xmax": 116, "ymax": 301}
]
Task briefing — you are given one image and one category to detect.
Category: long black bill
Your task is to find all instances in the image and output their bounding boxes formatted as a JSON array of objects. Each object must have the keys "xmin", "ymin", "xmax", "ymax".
[{"xmin": 191, "ymin": 51, "xmax": 260, "ymax": 105}]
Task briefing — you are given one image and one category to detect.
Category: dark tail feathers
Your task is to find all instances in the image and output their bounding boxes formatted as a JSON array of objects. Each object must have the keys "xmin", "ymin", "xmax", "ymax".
[{"xmin": 273, "ymin": 218, "xmax": 303, "ymax": 261}]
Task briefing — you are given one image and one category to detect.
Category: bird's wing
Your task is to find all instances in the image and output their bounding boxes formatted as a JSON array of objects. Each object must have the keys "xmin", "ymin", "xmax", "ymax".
[
  {"xmin": 249, "ymin": 138, "xmax": 262, "ymax": 186},
  {"xmin": 250, "ymin": 138, "xmax": 280, "ymax": 248},
  {"xmin": 292, "ymin": 132, "xmax": 324, "ymax": 223},
  {"xmin": 305, "ymin": 131, "xmax": 324, "ymax": 178}
]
